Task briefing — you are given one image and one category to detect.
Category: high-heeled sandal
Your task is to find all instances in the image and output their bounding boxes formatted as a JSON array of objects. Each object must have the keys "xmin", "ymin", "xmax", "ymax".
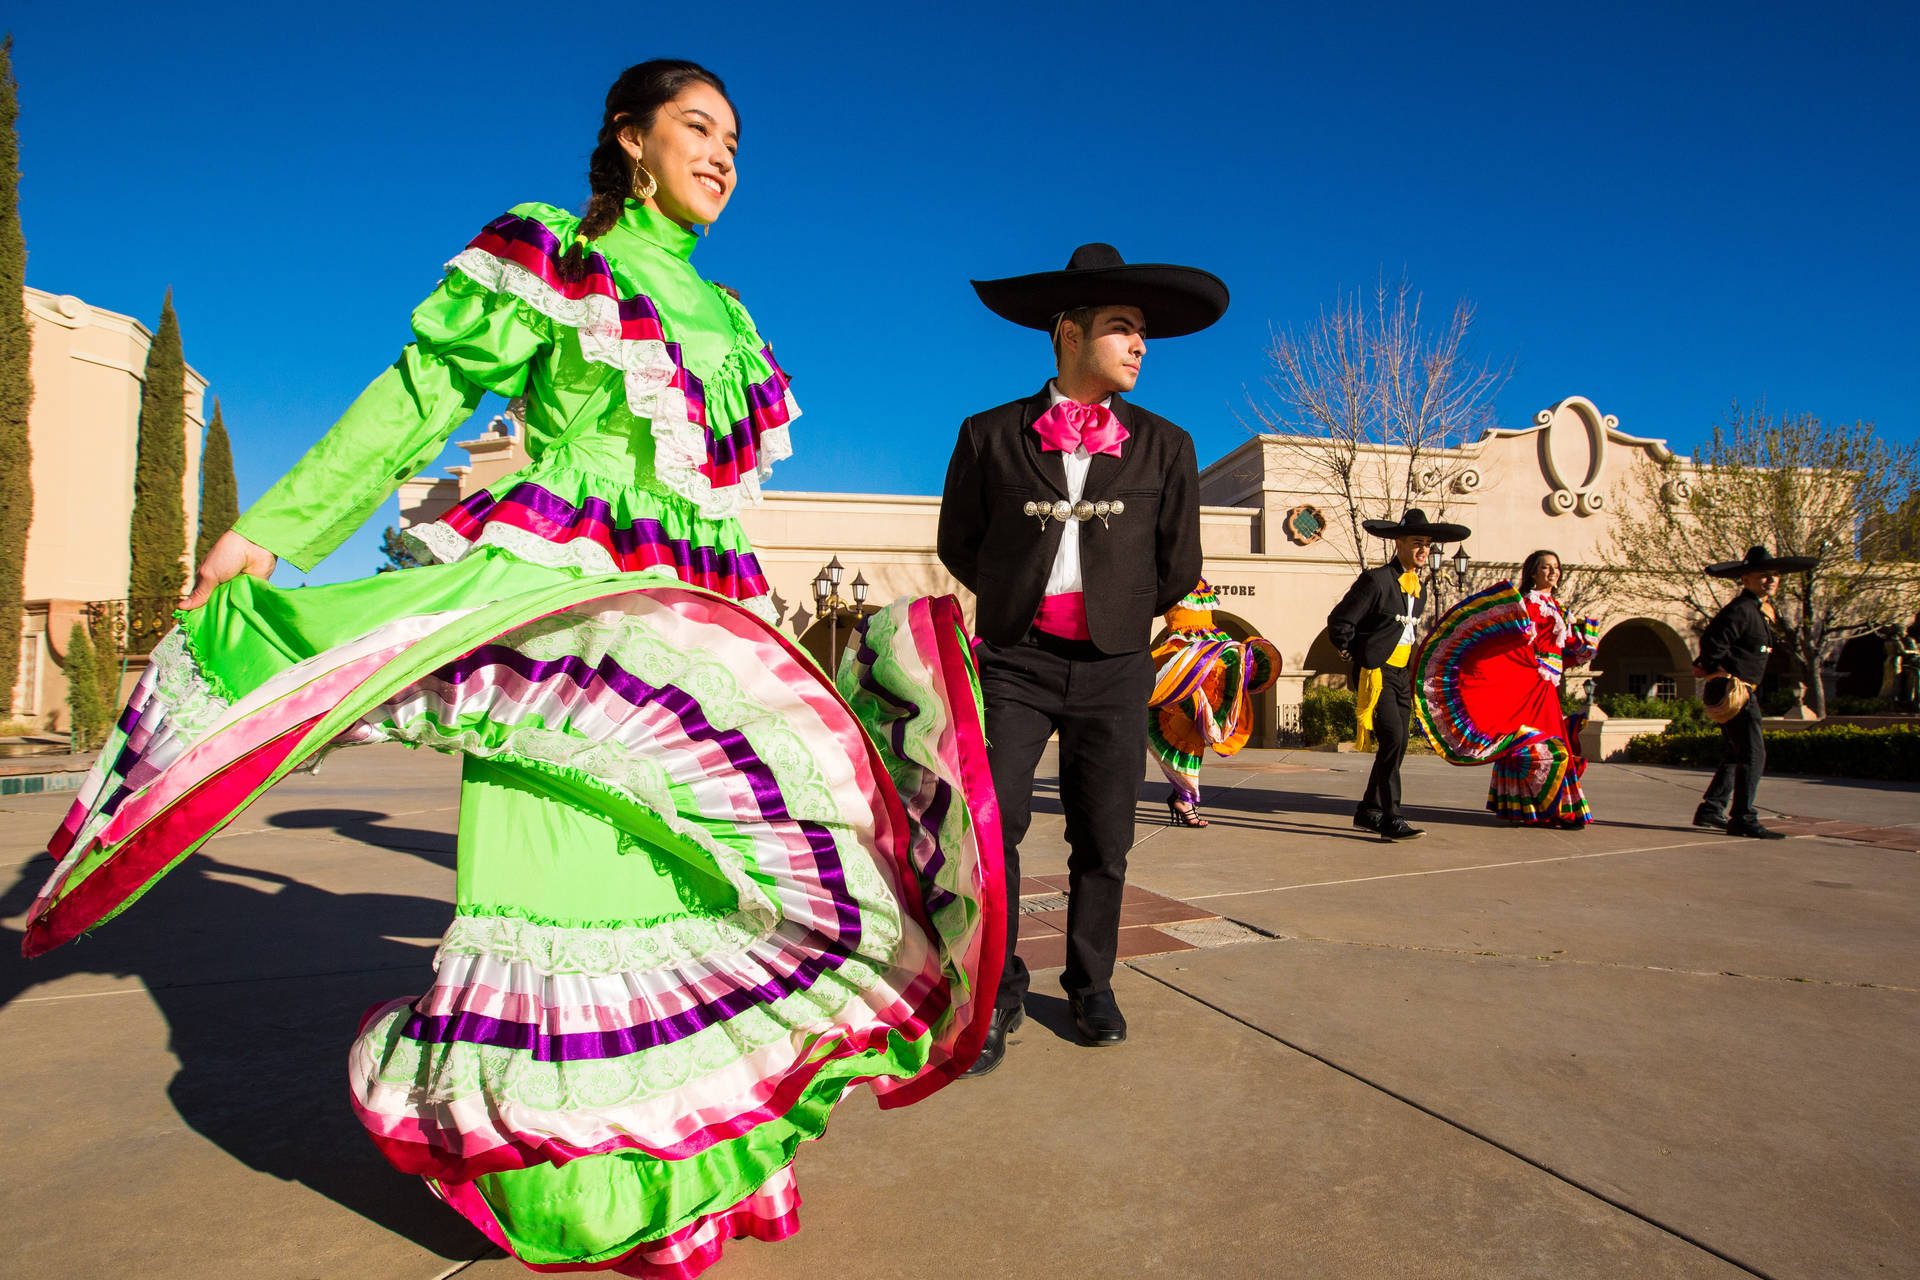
[{"xmin": 1165, "ymin": 796, "xmax": 1208, "ymax": 827}]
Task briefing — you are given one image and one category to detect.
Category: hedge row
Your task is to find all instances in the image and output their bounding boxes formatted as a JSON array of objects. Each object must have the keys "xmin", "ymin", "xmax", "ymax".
[
  {"xmin": 1621, "ymin": 724, "xmax": 1920, "ymax": 781},
  {"xmin": 1594, "ymin": 692, "xmax": 1713, "ymax": 732}
]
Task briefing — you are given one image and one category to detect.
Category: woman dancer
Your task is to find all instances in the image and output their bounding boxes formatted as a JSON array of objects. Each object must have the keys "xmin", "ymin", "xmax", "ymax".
[
  {"xmin": 1415, "ymin": 549, "xmax": 1599, "ymax": 827},
  {"xmin": 25, "ymin": 60, "xmax": 1002, "ymax": 1277},
  {"xmin": 1147, "ymin": 580, "xmax": 1281, "ymax": 827}
]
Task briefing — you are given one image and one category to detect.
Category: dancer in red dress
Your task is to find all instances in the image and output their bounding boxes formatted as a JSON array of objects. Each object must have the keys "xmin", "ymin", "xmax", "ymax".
[{"xmin": 1416, "ymin": 549, "xmax": 1599, "ymax": 827}]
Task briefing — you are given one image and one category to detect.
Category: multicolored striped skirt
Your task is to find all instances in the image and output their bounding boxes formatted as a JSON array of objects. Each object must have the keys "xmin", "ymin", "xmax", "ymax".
[
  {"xmin": 1147, "ymin": 628, "xmax": 1281, "ymax": 805},
  {"xmin": 1413, "ymin": 582, "xmax": 1597, "ymax": 828},
  {"xmin": 24, "ymin": 546, "xmax": 1002, "ymax": 1276}
]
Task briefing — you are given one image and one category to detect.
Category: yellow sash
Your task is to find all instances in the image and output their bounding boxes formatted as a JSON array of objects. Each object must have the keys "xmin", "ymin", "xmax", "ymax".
[{"xmin": 1355, "ymin": 570, "xmax": 1421, "ymax": 749}]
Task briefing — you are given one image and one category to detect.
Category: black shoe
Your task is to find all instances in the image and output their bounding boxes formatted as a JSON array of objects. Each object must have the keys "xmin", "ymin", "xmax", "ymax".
[
  {"xmin": 1727, "ymin": 820, "xmax": 1787, "ymax": 840},
  {"xmin": 1068, "ymin": 990, "xmax": 1128, "ymax": 1046},
  {"xmin": 1693, "ymin": 805, "xmax": 1728, "ymax": 830},
  {"xmin": 1378, "ymin": 816, "xmax": 1426, "ymax": 841},
  {"xmin": 961, "ymin": 1006, "xmax": 1024, "ymax": 1077},
  {"xmin": 1354, "ymin": 807, "xmax": 1384, "ymax": 833}
]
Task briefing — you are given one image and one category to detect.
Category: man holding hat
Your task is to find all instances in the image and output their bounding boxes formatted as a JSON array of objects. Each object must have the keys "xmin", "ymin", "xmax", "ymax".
[
  {"xmin": 1692, "ymin": 544, "xmax": 1814, "ymax": 838},
  {"xmin": 938, "ymin": 243, "xmax": 1226, "ymax": 1074},
  {"xmin": 1326, "ymin": 509, "xmax": 1470, "ymax": 841}
]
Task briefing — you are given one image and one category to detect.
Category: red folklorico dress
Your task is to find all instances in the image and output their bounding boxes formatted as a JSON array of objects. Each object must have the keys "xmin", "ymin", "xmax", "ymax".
[{"xmin": 1415, "ymin": 582, "xmax": 1599, "ymax": 826}]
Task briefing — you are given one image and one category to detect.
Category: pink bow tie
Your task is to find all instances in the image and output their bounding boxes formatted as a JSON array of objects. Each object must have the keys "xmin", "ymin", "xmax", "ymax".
[{"xmin": 1032, "ymin": 400, "xmax": 1129, "ymax": 457}]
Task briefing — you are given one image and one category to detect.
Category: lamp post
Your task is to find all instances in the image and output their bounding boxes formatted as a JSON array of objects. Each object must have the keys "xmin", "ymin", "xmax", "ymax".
[
  {"xmin": 1451, "ymin": 545, "xmax": 1470, "ymax": 581},
  {"xmin": 813, "ymin": 559, "xmax": 866, "ymax": 672}
]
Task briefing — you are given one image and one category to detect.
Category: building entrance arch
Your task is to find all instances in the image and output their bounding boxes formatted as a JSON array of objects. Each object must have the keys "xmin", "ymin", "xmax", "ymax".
[
  {"xmin": 1591, "ymin": 618, "xmax": 1691, "ymax": 699},
  {"xmin": 1834, "ymin": 632, "xmax": 1889, "ymax": 700},
  {"xmin": 1303, "ymin": 626, "xmax": 1351, "ymax": 690}
]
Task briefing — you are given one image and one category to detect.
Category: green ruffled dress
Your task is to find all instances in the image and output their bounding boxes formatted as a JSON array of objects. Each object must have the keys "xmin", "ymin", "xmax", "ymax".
[{"xmin": 28, "ymin": 200, "xmax": 1004, "ymax": 1278}]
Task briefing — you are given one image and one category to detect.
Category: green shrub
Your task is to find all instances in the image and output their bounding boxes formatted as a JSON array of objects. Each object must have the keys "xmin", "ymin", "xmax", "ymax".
[
  {"xmin": 1622, "ymin": 724, "xmax": 1920, "ymax": 781},
  {"xmin": 1759, "ymin": 686, "xmax": 1799, "ymax": 716},
  {"xmin": 1302, "ymin": 686, "xmax": 1358, "ymax": 746},
  {"xmin": 1829, "ymin": 695, "xmax": 1892, "ymax": 715},
  {"xmin": 1596, "ymin": 692, "xmax": 1710, "ymax": 734}
]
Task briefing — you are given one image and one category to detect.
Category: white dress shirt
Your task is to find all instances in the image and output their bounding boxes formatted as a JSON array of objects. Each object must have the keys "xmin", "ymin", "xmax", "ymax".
[{"xmin": 1041, "ymin": 380, "xmax": 1112, "ymax": 596}]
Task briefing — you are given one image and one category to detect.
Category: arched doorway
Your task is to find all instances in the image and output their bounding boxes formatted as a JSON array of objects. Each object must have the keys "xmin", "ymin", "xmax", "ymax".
[
  {"xmin": 1834, "ymin": 632, "xmax": 1890, "ymax": 700},
  {"xmin": 1303, "ymin": 626, "xmax": 1352, "ymax": 691},
  {"xmin": 1591, "ymin": 618, "xmax": 1691, "ymax": 699},
  {"xmin": 797, "ymin": 604, "xmax": 882, "ymax": 674}
]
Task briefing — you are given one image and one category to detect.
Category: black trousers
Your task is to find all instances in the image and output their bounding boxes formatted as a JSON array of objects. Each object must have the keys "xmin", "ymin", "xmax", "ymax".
[
  {"xmin": 976, "ymin": 630, "xmax": 1152, "ymax": 1008},
  {"xmin": 1361, "ymin": 662, "xmax": 1413, "ymax": 818},
  {"xmin": 1701, "ymin": 697, "xmax": 1764, "ymax": 825}
]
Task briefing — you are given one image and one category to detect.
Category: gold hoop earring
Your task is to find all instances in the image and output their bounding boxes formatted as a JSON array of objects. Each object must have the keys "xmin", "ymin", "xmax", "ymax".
[{"xmin": 631, "ymin": 159, "xmax": 658, "ymax": 202}]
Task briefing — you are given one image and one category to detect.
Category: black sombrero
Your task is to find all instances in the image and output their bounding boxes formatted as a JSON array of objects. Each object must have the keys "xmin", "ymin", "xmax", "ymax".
[
  {"xmin": 1361, "ymin": 508, "xmax": 1471, "ymax": 543},
  {"xmin": 971, "ymin": 243, "xmax": 1229, "ymax": 339},
  {"xmin": 1705, "ymin": 544, "xmax": 1819, "ymax": 579}
]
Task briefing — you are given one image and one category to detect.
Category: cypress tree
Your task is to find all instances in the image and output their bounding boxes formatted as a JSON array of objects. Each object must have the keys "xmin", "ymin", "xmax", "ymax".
[
  {"xmin": 195, "ymin": 397, "xmax": 237, "ymax": 563},
  {"xmin": 128, "ymin": 288, "xmax": 187, "ymax": 645},
  {"xmin": 64, "ymin": 621, "xmax": 101, "ymax": 750},
  {"xmin": 92, "ymin": 607, "xmax": 122, "ymax": 713},
  {"xmin": 0, "ymin": 38, "xmax": 33, "ymax": 716}
]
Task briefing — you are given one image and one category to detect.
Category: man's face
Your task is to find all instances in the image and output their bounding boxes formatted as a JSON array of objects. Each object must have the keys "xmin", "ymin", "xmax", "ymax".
[
  {"xmin": 1059, "ymin": 306, "xmax": 1147, "ymax": 394},
  {"xmin": 1396, "ymin": 536, "xmax": 1433, "ymax": 570},
  {"xmin": 1742, "ymin": 570, "xmax": 1780, "ymax": 598}
]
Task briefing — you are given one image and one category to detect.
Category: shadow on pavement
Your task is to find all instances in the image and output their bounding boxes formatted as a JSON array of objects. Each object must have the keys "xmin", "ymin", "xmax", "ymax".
[
  {"xmin": 267, "ymin": 807, "xmax": 457, "ymax": 865},
  {"xmin": 1, "ymin": 825, "xmax": 482, "ymax": 1260}
]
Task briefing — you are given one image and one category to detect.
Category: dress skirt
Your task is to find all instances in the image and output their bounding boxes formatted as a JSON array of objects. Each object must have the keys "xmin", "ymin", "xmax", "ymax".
[
  {"xmin": 25, "ymin": 549, "xmax": 1003, "ymax": 1276},
  {"xmin": 1413, "ymin": 582, "xmax": 1597, "ymax": 828}
]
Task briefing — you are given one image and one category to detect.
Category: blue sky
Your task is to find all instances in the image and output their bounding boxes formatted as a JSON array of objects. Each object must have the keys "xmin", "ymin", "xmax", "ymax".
[{"xmin": 10, "ymin": 0, "xmax": 1916, "ymax": 584}]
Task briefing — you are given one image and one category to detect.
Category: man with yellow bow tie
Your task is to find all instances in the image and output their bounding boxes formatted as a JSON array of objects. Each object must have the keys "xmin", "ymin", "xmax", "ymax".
[{"xmin": 1328, "ymin": 508, "xmax": 1471, "ymax": 841}]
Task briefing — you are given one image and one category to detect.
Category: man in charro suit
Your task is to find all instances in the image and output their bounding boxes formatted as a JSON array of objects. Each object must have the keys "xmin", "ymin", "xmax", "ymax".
[
  {"xmin": 1691, "ymin": 544, "xmax": 1814, "ymax": 839},
  {"xmin": 937, "ymin": 243, "xmax": 1226, "ymax": 1075},
  {"xmin": 1326, "ymin": 508, "xmax": 1470, "ymax": 841}
]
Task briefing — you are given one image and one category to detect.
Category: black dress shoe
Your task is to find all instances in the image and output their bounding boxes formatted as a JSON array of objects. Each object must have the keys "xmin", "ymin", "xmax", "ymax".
[
  {"xmin": 1378, "ymin": 816, "xmax": 1426, "ymax": 841},
  {"xmin": 1727, "ymin": 820, "xmax": 1787, "ymax": 840},
  {"xmin": 961, "ymin": 1006, "xmax": 1024, "ymax": 1078},
  {"xmin": 1693, "ymin": 805, "xmax": 1728, "ymax": 830},
  {"xmin": 1353, "ymin": 807, "xmax": 1384, "ymax": 833},
  {"xmin": 1068, "ymin": 990, "xmax": 1127, "ymax": 1046}
]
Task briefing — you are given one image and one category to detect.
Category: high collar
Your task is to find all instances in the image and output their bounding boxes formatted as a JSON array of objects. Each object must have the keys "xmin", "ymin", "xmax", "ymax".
[
  {"xmin": 611, "ymin": 199, "xmax": 698, "ymax": 261},
  {"xmin": 1047, "ymin": 378, "xmax": 1115, "ymax": 410}
]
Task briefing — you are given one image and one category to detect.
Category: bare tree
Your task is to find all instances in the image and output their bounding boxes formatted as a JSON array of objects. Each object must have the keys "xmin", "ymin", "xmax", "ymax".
[
  {"xmin": 1244, "ymin": 274, "xmax": 1511, "ymax": 572},
  {"xmin": 1600, "ymin": 402, "xmax": 1920, "ymax": 714}
]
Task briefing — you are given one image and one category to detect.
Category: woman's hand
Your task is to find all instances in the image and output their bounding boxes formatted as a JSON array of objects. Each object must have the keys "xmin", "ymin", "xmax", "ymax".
[{"xmin": 181, "ymin": 531, "xmax": 277, "ymax": 611}]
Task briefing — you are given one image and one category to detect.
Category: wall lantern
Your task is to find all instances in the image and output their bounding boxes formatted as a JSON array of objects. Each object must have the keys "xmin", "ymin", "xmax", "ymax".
[{"xmin": 1451, "ymin": 545, "xmax": 1471, "ymax": 580}]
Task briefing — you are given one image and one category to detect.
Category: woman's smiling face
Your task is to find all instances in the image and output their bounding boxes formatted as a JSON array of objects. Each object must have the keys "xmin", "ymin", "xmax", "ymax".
[{"xmin": 622, "ymin": 81, "xmax": 738, "ymax": 230}]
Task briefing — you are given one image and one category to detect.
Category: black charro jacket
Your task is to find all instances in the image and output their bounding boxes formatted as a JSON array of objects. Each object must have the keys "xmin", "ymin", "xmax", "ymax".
[
  {"xmin": 937, "ymin": 385, "xmax": 1202, "ymax": 653},
  {"xmin": 1326, "ymin": 562, "xmax": 1427, "ymax": 670},
  {"xmin": 1697, "ymin": 591, "xmax": 1775, "ymax": 684}
]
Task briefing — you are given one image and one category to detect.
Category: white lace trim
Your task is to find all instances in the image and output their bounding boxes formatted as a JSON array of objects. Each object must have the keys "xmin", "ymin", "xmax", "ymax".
[
  {"xmin": 401, "ymin": 520, "xmax": 776, "ymax": 623},
  {"xmin": 438, "ymin": 908, "xmax": 772, "ymax": 977},
  {"xmin": 148, "ymin": 629, "xmax": 234, "ymax": 742},
  {"xmin": 445, "ymin": 248, "xmax": 799, "ymax": 520}
]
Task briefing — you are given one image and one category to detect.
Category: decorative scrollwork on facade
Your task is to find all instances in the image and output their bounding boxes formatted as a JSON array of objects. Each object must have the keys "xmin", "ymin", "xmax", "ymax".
[
  {"xmin": 1536, "ymin": 396, "xmax": 1619, "ymax": 518},
  {"xmin": 1660, "ymin": 477, "xmax": 1692, "ymax": 505},
  {"xmin": 1451, "ymin": 468, "xmax": 1482, "ymax": 494}
]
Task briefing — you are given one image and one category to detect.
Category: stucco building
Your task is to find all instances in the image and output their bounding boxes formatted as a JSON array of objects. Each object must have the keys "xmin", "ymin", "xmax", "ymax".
[
  {"xmin": 398, "ymin": 395, "xmax": 1709, "ymax": 743},
  {"xmin": 11, "ymin": 287, "xmax": 207, "ymax": 725}
]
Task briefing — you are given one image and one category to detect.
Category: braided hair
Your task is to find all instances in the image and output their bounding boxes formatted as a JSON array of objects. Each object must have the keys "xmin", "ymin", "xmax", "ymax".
[{"xmin": 560, "ymin": 59, "xmax": 738, "ymax": 281}]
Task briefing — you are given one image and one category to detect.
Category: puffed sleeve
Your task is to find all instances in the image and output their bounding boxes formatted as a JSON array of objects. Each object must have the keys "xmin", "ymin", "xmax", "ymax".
[{"xmin": 231, "ymin": 269, "xmax": 552, "ymax": 571}]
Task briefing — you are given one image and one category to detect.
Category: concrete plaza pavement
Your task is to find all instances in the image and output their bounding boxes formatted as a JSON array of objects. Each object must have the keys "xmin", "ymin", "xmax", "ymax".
[{"xmin": 2, "ymin": 743, "xmax": 1914, "ymax": 1279}]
